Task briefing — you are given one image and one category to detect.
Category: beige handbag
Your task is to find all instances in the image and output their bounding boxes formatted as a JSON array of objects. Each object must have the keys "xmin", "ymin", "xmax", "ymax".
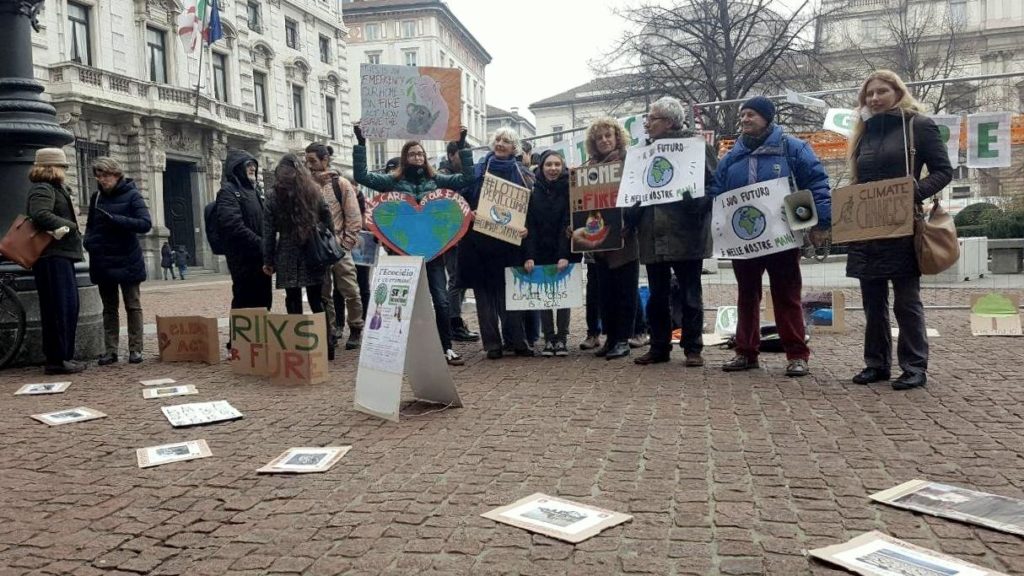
[
  {"xmin": 903, "ymin": 114, "xmax": 960, "ymax": 274},
  {"xmin": 0, "ymin": 215, "xmax": 52, "ymax": 269}
]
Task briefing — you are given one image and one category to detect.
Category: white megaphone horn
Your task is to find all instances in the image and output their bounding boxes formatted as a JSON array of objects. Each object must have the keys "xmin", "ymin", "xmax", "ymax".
[{"xmin": 784, "ymin": 189, "xmax": 818, "ymax": 231}]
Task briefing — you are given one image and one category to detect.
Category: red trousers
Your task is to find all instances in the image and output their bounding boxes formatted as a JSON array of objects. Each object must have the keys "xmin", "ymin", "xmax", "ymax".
[{"xmin": 731, "ymin": 248, "xmax": 809, "ymax": 361}]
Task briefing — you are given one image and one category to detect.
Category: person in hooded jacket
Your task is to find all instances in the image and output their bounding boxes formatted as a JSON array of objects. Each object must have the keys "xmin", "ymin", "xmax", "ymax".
[
  {"xmin": 352, "ymin": 124, "xmax": 475, "ymax": 366},
  {"xmin": 846, "ymin": 70, "xmax": 952, "ymax": 391},
  {"xmin": 459, "ymin": 127, "xmax": 535, "ymax": 359},
  {"xmin": 83, "ymin": 157, "xmax": 153, "ymax": 365},
  {"xmin": 523, "ymin": 150, "xmax": 580, "ymax": 357},
  {"xmin": 438, "ymin": 140, "xmax": 481, "ymax": 343},
  {"xmin": 710, "ymin": 96, "xmax": 832, "ymax": 377},
  {"xmin": 160, "ymin": 241, "xmax": 176, "ymax": 280},
  {"xmin": 629, "ymin": 98, "xmax": 715, "ymax": 367},
  {"xmin": 216, "ymin": 149, "xmax": 271, "ymax": 310}
]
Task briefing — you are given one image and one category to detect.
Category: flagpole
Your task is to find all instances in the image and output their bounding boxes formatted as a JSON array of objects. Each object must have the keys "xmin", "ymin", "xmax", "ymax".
[{"xmin": 193, "ymin": 40, "xmax": 204, "ymax": 116}]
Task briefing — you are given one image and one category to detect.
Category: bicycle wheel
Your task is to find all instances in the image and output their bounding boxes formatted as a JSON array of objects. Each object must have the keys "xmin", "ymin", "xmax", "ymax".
[{"xmin": 0, "ymin": 282, "xmax": 26, "ymax": 368}]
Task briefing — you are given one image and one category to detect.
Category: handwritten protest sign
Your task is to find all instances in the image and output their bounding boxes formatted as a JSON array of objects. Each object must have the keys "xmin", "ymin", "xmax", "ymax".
[
  {"xmin": 474, "ymin": 173, "xmax": 530, "ymax": 245},
  {"xmin": 366, "ymin": 189, "xmax": 472, "ymax": 260},
  {"xmin": 265, "ymin": 313, "xmax": 329, "ymax": 385},
  {"xmin": 505, "ymin": 264, "xmax": 584, "ymax": 311},
  {"xmin": 229, "ymin": 308, "xmax": 269, "ymax": 376},
  {"xmin": 351, "ymin": 231, "xmax": 380, "ymax": 267},
  {"xmin": 618, "ymin": 137, "xmax": 706, "ymax": 207},
  {"xmin": 711, "ymin": 177, "xmax": 801, "ymax": 259},
  {"xmin": 831, "ymin": 176, "xmax": 914, "ymax": 244},
  {"xmin": 570, "ymin": 162, "xmax": 624, "ymax": 253},
  {"xmin": 156, "ymin": 315, "xmax": 219, "ymax": 364},
  {"xmin": 359, "ymin": 64, "xmax": 460, "ymax": 141}
]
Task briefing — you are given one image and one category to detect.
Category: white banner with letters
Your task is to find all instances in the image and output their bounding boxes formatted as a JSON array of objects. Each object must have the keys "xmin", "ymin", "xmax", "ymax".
[{"xmin": 711, "ymin": 177, "xmax": 802, "ymax": 259}]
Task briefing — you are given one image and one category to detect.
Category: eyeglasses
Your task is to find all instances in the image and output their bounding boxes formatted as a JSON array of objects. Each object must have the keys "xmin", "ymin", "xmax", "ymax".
[{"xmin": 407, "ymin": 151, "xmax": 427, "ymax": 158}]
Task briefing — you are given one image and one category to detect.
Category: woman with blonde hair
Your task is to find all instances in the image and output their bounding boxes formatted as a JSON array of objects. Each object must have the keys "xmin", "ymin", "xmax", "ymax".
[
  {"xmin": 846, "ymin": 70, "xmax": 952, "ymax": 390},
  {"xmin": 26, "ymin": 148, "xmax": 87, "ymax": 374}
]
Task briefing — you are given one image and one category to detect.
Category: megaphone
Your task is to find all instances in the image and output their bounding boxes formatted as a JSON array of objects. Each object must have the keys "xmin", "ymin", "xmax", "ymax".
[{"xmin": 784, "ymin": 189, "xmax": 818, "ymax": 231}]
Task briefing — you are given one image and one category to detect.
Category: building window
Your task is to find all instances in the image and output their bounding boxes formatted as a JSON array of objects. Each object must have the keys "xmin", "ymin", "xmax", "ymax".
[
  {"xmin": 68, "ymin": 2, "xmax": 91, "ymax": 65},
  {"xmin": 371, "ymin": 142, "xmax": 386, "ymax": 170},
  {"xmin": 292, "ymin": 85, "xmax": 305, "ymax": 128},
  {"xmin": 439, "ymin": 50, "xmax": 445, "ymax": 66},
  {"xmin": 75, "ymin": 140, "xmax": 109, "ymax": 207},
  {"xmin": 246, "ymin": 1, "xmax": 261, "ymax": 32},
  {"xmin": 212, "ymin": 52, "xmax": 228, "ymax": 102},
  {"xmin": 401, "ymin": 20, "xmax": 416, "ymax": 38},
  {"xmin": 948, "ymin": 0, "xmax": 967, "ymax": 24},
  {"xmin": 552, "ymin": 124, "xmax": 564, "ymax": 143},
  {"xmin": 952, "ymin": 166, "xmax": 970, "ymax": 180},
  {"xmin": 404, "ymin": 50, "xmax": 417, "ymax": 67},
  {"xmin": 365, "ymin": 22, "xmax": 381, "ymax": 40},
  {"xmin": 253, "ymin": 71, "xmax": 268, "ymax": 122},
  {"xmin": 324, "ymin": 96, "xmax": 336, "ymax": 139},
  {"xmin": 951, "ymin": 185, "xmax": 971, "ymax": 199},
  {"xmin": 146, "ymin": 27, "xmax": 167, "ymax": 84},
  {"xmin": 319, "ymin": 34, "xmax": 331, "ymax": 63},
  {"xmin": 366, "ymin": 52, "xmax": 381, "ymax": 65},
  {"xmin": 285, "ymin": 18, "xmax": 299, "ymax": 49}
]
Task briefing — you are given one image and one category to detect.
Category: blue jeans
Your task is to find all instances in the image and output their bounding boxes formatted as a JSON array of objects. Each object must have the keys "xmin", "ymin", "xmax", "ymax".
[
  {"xmin": 177, "ymin": 265, "xmax": 187, "ymax": 280},
  {"xmin": 426, "ymin": 257, "xmax": 452, "ymax": 351}
]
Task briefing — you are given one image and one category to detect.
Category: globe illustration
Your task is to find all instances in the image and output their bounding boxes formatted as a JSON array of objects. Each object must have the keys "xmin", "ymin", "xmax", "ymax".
[
  {"xmin": 645, "ymin": 156, "xmax": 674, "ymax": 187},
  {"xmin": 731, "ymin": 206, "xmax": 767, "ymax": 240}
]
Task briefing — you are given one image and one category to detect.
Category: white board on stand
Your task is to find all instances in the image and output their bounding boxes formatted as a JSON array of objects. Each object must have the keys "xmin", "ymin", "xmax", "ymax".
[{"xmin": 354, "ymin": 255, "xmax": 462, "ymax": 422}]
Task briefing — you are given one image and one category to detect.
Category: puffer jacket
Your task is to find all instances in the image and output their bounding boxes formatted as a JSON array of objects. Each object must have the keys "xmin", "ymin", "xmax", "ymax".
[
  {"xmin": 523, "ymin": 150, "xmax": 579, "ymax": 266},
  {"xmin": 83, "ymin": 177, "xmax": 152, "ymax": 284},
  {"xmin": 846, "ymin": 110, "xmax": 952, "ymax": 279},
  {"xmin": 353, "ymin": 145, "xmax": 474, "ymax": 200},
  {"xmin": 216, "ymin": 149, "xmax": 265, "ymax": 275},
  {"xmin": 26, "ymin": 181, "xmax": 83, "ymax": 261}
]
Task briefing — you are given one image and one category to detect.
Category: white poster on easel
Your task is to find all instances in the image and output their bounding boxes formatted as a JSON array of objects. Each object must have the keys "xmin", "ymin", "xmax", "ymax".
[{"xmin": 354, "ymin": 255, "xmax": 462, "ymax": 422}]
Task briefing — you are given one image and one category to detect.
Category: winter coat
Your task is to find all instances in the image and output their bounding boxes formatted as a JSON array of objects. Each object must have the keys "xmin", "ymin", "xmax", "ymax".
[
  {"xmin": 586, "ymin": 149, "xmax": 639, "ymax": 270},
  {"xmin": 216, "ymin": 149, "xmax": 265, "ymax": 277},
  {"xmin": 83, "ymin": 177, "xmax": 152, "ymax": 285},
  {"xmin": 317, "ymin": 170, "xmax": 362, "ymax": 250},
  {"xmin": 712, "ymin": 124, "xmax": 832, "ymax": 226},
  {"xmin": 26, "ymin": 181, "xmax": 83, "ymax": 262},
  {"xmin": 160, "ymin": 243, "xmax": 173, "ymax": 268},
  {"xmin": 845, "ymin": 110, "xmax": 952, "ymax": 279},
  {"xmin": 457, "ymin": 152, "xmax": 534, "ymax": 291},
  {"xmin": 523, "ymin": 151, "xmax": 578, "ymax": 266},
  {"xmin": 353, "ymin": 145, "xmax": 474, "ymax": 200},
  {"xmin": 632, "ymin": 129, "xmax": 715, "ymax": 265},
  {"xmin": 262, "ymin": 191, "xmax": 335, "ymax": 289},
  {"xmin": 174, "ymin": 248, "xmax": 189, "ymax": 268}
]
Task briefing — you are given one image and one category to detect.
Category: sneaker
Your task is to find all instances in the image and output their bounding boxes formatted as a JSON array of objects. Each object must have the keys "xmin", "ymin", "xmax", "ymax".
[
  {"xmin": 128, "ymin": 352, "xmax": 143, "ymax": 364},
  {"xmin": 722, "ymin": 355, "xmax": 758, "ymax": 372},
  {"xmin": 445, "ymin": 349, "xmax": 465, "ymax": 366},
  {"xmin": 785, "ymin": 359, "xmax": 809, "ymax": 377},
  {"xmin": 628, "ymin": 334, "xmax": 650, "ymax": 348},
  {"xmin": 97, "ymin": 353, "xmax": 118, "ymax": 366},
  {"xmin": 605, "ymin": 341, "xmax": 630, "ymax": 359},
  {"xmin": 594, "ymin": 343, "xmax": 609, "ymax": 357},
  {"xmin": 579, "ymin": 335, "xmax": 601, "ymax": 350},
  {"xmin": 684, "ymin": 353, "xmax": 705, "ymax": 367},
  {"xmin": 553, "ymin": 341, "xmax": 569, "ymax": 357},
  {"xmin": 541, "ymin": 341, "xmax": 556, "ymax": 357},
  {"xmin": 345, "ymin": 327, "xmax": 362, "ymax": 350}
]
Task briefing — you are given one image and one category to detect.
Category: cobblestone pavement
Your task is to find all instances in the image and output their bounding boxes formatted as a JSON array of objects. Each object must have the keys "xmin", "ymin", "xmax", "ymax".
[{"xmin": 1, "ymin": 276, "xmax": 1023, "ymax": 575}]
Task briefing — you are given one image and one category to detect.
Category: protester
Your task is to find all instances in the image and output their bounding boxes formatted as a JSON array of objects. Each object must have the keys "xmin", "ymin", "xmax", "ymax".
[
  {"xmin": 262, "ymin": 154, "xmax": 335, "ymax": 315},
  {"xmin": 458, "ymin": 127, "xmax": 535, "ymax": 359},
  {"xmin": 160, "ymin": 241, "xmax": 176, "ymax": 280},
  {"xmin": 26, "ymin": 148, "xmax": 86, "ymax": 374},
  {"xmin": 216, "ymin": 150, "xmax": 271, "ymax": 310},
  {"xmin": 438, "ymin": 140, "xmax": 480, "ymax": 343},
  {"xmin": 628, "ymin": 98, "xmax": 715, "ymax": 366},
  {"xmin": 523, "ymin": 150, "xmax": 579, "ymax": 357},
  {"xmin": 83, "ymin": 157, "xmax": 152, "ymax": 365},
  {"xmin": 711, "ymin": 96, "xmax": 832, "ymax": 376},
  {"xmin": 581, "ymin": 118, "xmax": 638, "ymax": 360},
  {"xmin": 846, "ymin": 70, "xmax": 952, "ymax": 390},
  {"xmin": 353, "ymin": 124, "xmax": 475, "ymax": 366},
  {"xmin": 306, "ymin": 143, "xmax": 363, "ymax": 360}
]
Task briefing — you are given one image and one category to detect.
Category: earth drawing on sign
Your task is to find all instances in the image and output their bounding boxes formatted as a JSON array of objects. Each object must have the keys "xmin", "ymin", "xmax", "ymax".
[
  {"xmin": 367, "ymin": 190, "xmax": 472, "ymax": 261},
  {"xmin": 645, "ymin": 156, "xmax": 674, "ymax": 187},
  {"xmin": 732, "ymin": 206, "xmax": 767, "ymax": 241}
]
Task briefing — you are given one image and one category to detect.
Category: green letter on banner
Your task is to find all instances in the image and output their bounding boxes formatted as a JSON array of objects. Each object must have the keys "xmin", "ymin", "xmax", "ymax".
[
  {"xmin": 936, "ymin": 124, "xmax": 950, "ymax": 143},
  {"xmin": 977, "ymin": 122, "xmax": 999, "ymax": 158}
]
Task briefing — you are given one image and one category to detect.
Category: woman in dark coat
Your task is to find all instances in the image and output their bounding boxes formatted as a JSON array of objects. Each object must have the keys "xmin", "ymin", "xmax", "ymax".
[
  {"xmin": 160, "ymin": 241, "xmax": 176, "ymax": 280},
  {"xmin": 459, "ymin": 127, "xmax": 534, "ymax": 359},
  {"xmin": 84, "ymin": 157, "xmax": 153, "ymax": 365},
  {"xmin": 263, "ymin": 154, "xmax": 335, "ymax": 315},
  {"xmin": 523, "ymin": 149, "xmax": 580, "ymax": 357},
  {"xmin": 26, "ymin": 148, "xmax": 86, "ymax": 375},
  {"xmin": 846, "ymin": 70, "xmax": 953, "ymax": 391}
]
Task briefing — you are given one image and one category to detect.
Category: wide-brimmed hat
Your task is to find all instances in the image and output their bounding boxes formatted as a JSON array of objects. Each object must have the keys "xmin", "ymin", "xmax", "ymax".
[{"xmin": 35, "ymin": 148, "xmax": 69, "ymax": 167}]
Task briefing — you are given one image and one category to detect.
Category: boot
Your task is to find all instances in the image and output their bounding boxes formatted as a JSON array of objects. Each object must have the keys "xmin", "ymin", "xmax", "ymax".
[
  {"xmin": 345, "ymin": 327, "xmax": 362, "ymax": 350},
  {"xmin": 450, "ymin": 318, "xmax": 480, "ymax": 342}
]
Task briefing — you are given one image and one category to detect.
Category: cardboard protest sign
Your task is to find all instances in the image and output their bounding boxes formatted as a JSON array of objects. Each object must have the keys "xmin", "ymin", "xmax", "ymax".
[
  {"xmin": 823, "ymin": 108, "xmax": 854, "ymax": 137},
  {"xmin": 482, "ymin": 493, "xmax": 632, "ymax": 544},
  {"xmin": 967, "ymin": 112, "xmax": 1011, "ymax": 168},
  {"xmin": 870, "ymin": 479, "xmax": 1024, "ymax": 537},
  {"xmin": 359, "ymin": 64, "xmax": 460, "ymax": 141},
  {"xmin": 351, "ymin": 230, "xmax": 380, "ymax": 267},
  {"xmin": 617, "ymin": 137, "xmax": 706, "ymax": 207},
  {"xmin": 366, "ymin": 190, "xmax": 472, "ymax": 260},
  {"xmin": 570, "ymin": 162, "xmax": 625, "ymax": 253},
  {"xmin": 355, "ymin": 256, "xmax": 462, "ymax": 422},
  {"xmin": 156, "ymin": 315, "xmax": 220, "ymax": 364},
  {"xmin": 265, "ymin": 313, "xmax": 329, "ymax": 385},
  {"xmin": 229, "ymin": 308, "xmax": 270, "ymax": 376},
  {"xmin": 505, "ymin": 264, "xmax": 584, "ymax": 311},
  {"xmin": 969, "ymin": 292, "xmax": 1022, "ymax": 336},
  {"xmin": 137, "ymin": 440, "xmax": 211, "ymax": 468},
  {"xmin": 831, "ymin": 176, "xmax": 915, "ymax": 244},
  {"xmin": 809, "ymin": 531, "xmax": 1008, "ymax": 576},
  {"xmin": 765, "ymin": 290, "xmax": 846, "ymax": 334},
  {"xmin": 931, "ymin": 114, "xmax": 963, "ymax": 168},
  {"xmin": 474, "ymin": 173, "xmax": 530, "ymax": 246},
  {"xmin": 162, "ymin": 400, "xmax": 242, "ymax": 427},
  {"xmin": 711, "ymin": 177, "xmax": 801, "ymax": 259}
]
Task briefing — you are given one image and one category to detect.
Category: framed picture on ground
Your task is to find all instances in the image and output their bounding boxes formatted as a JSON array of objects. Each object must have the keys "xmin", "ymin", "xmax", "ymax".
[
  {"xmin": 256, "ymin": 447, "xmax": 351, "ymax": 474},
  {"xmin": 809, "ymin": 531, "xmax": 1007, "ymax": 576},
  {"xmin": 870, "ymin": 479, "xmax": 1024, "ymax": 536},
  {"xmin": 15, "ymin": 382, "xmax": 71, "ymax": 395},
  {"xmin": 136, "ymin": 440, "xmax": 212, "ymax": 468},
  {"xmin": 143, "ymin": 385, "xmax": 198, "ymax": 400},
  {"xmin": 481, "ymin": 493, "xmax": 632, "ymax": 544},
  {"xmin": 31, "ymin": 407, "xmax": 106, "ymax": 426}
]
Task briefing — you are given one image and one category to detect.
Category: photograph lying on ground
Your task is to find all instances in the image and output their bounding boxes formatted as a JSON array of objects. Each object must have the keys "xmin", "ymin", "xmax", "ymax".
[
  {"xmin": 809, "ymin": 530, "xmax": 1006, "ymax": 576},
  {"xmin": 142, "ymin": 385, "xmax": 198, "ymax": 400},
  {"xmin": 136, "ymin": 440, "xmax": 212, "ymax": 468},
  {"xmin": 31, "ymin": 406, "xmax": 106, "ymax": 426},
  {"xmin": 15, "ymin": 382, "xmax": 72, "ymax": 395},
  {"xmin": 871, "ymin": 479, "xmax": 1024, "ymax": 536},
  {"xmin": 256, "ymin": 446, "xmax": 351, "ymax": 474},
  {"xmin": 482, "ymin": 493, "xmax": 632, "ymax": 544}
]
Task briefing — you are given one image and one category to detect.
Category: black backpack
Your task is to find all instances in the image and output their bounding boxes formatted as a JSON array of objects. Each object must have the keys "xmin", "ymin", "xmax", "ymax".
[{"xmin": 204, "ymin": 190, "xmax": 240, "ymax": 256}]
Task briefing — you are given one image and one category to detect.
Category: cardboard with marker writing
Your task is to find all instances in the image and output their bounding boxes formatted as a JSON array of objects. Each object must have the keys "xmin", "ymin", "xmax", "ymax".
[
  {"xmin": 266, "ymin": 313, "xmax": 329, "ymax": 385},
  {"xmin": 229, "ymin": 308, "xmax": 270, "ymax": 376},
  {"xmin": 156, "ymin": 315, "xmax": 220, "ymax": 364}
]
